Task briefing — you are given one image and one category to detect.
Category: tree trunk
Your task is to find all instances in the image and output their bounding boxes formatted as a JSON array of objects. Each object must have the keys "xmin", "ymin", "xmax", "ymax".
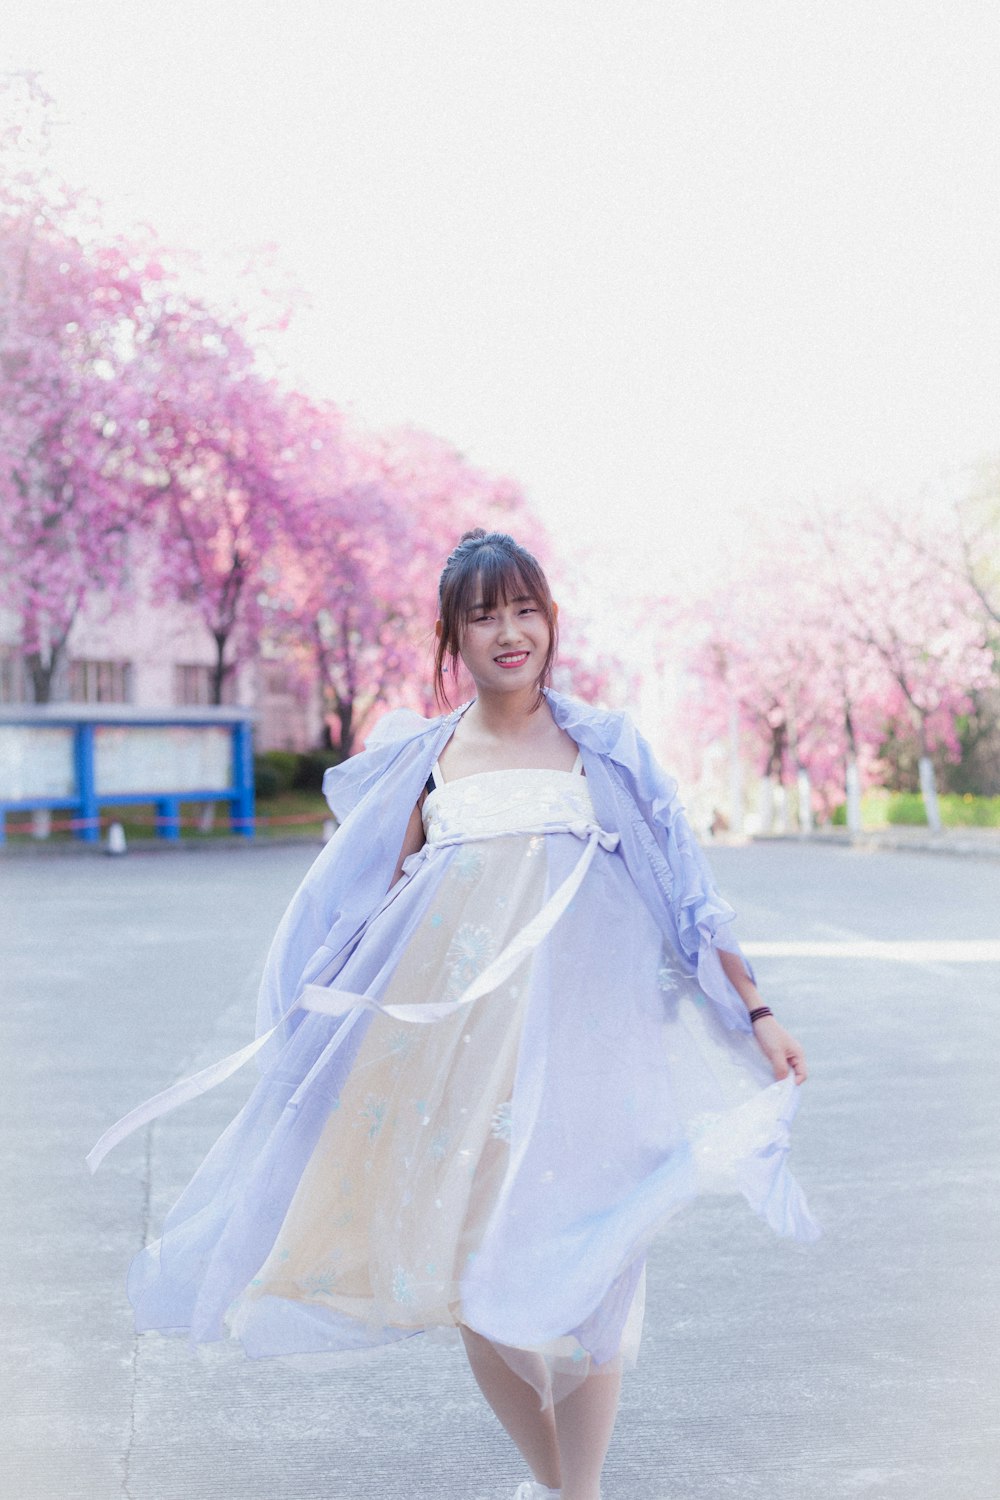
[
  {"xmin": 25, "ymin": 649, "xmax": 56, "ymax": 703},
  {"xmin": 210, "ymin": 632, "xmax": 231, "ymax": 706},
  {"xmin": 335, "ymin": 698, "xmax": 355, "ymax": 759}
]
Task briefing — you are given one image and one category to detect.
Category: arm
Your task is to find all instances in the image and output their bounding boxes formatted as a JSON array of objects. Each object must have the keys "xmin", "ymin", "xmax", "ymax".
[
  {"xmin": 718, "ymin": 947, "xmax": 762, "ymax": 1009},
  {"xmin": 593, "ymin": 710, "xmax": 810, "ymax": 1084},
  {"xmin": 718, "ymin": 949, "xmax": 809, "ymax": 1085}
]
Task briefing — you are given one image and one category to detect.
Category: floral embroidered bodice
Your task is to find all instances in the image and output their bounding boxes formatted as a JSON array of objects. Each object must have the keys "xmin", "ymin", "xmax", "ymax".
[{"xmin": 422, "ymin": 764, "xmax": 594, "ymax": 846}]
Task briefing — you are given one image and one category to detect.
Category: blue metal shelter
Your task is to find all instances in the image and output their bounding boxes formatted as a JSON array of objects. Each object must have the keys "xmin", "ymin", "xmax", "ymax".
[{"xmin": 0, "ymin": 705, "xmax": 255, "ymax": 844}]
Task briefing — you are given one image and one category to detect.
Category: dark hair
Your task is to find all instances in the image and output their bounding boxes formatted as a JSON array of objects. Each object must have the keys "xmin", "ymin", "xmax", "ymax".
[{"xmin": 434, "ymin": 529, "xmax": 558, "ymax": 710}]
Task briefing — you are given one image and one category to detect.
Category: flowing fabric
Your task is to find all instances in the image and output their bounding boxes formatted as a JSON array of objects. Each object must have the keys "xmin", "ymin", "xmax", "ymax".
[{"xmin": 113, "ymin": 689, "xmax": 820, "ymax": 1409}]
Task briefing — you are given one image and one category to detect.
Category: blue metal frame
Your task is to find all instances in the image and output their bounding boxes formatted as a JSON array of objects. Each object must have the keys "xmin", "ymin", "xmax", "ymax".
[{"xmin": 0, "ymin": 709, "xmax": 256, "ymax": 845}]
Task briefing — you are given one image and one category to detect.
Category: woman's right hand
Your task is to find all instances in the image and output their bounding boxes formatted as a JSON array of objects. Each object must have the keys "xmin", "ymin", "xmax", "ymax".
[{"xmin": 752, "ymin": 1015, "xmax": 808, "ymax": 1084}]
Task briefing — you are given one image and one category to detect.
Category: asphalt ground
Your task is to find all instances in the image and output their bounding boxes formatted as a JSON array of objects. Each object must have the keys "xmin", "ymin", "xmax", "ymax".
[{"xmin": 1, "ymin": 840, "xmax": 998, "ymax": 1500}]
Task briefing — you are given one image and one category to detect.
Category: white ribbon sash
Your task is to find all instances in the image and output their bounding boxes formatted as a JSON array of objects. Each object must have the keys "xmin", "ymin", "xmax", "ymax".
[{"xmin": 86, "ymin": 819, "xmax": 618, "ymax": 1174}]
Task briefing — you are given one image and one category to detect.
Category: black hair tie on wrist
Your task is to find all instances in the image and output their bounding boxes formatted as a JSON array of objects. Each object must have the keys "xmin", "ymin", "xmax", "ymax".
[{"xmin": 749, "ymin": 1006, "xmax": 773, "ymax": 1023}]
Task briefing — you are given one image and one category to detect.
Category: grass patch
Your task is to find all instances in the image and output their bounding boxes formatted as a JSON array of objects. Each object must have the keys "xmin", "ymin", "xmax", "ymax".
[
  {"xmin": 3, "ymin": 789, "xmax": 330, "ymax": 845},
  {"xmin": 830, "ymin": 790, "xmax": 1000, "ymax": 829}
]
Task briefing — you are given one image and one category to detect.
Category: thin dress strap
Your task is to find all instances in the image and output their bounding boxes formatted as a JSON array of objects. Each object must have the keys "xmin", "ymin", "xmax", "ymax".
[{"xmin": 429, "ymin": 755, "xmax": 579, "ymax": 792}]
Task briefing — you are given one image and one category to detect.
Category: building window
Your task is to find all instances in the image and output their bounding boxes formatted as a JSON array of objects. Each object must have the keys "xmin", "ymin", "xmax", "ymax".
[
  {"xmin": 174, "ymin": 663, "xmax": 234, "ymax": 705},
  {"xmin": 174, "ymin": 663, "xmax": 212, "ymax": 705},
  {"xmin": 0, "ymin": 648, "xmax": 28, "ymax": 704},
  {"xmin": 69, "ymin": 658, "xmax": 133, "ymax": 704}
]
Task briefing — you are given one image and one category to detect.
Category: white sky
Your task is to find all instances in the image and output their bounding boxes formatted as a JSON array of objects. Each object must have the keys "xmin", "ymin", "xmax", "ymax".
[{"xmin": 5, "ymin": 0, "xmax": 1000, "ymax": 630}]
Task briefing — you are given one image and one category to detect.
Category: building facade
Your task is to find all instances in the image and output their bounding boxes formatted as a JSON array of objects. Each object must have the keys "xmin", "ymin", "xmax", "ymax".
[{"xmin": 0, "ymin": 590, "xmax": 323, "ymax": 753}]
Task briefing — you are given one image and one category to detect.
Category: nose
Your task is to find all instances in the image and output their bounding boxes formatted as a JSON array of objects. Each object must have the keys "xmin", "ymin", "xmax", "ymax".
[{"xmin": 496, "ymin": 611, "xmax": 523, "ymax": 643}]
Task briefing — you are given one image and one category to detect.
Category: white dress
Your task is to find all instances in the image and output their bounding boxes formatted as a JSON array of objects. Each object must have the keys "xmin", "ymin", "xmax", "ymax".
[
  {"xmin": 231, "ymin": 758, "xmax": 647, "ymax": 1403},
  {"xmin": 122, "ymin": 730, "xmax": 817, "ymax": 1410}
]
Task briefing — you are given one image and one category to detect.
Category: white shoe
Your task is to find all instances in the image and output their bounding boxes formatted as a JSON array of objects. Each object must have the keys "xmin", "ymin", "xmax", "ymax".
[{"xmin": 513, "ymin": 1484, "xmax": 561, "ymax": 1499}]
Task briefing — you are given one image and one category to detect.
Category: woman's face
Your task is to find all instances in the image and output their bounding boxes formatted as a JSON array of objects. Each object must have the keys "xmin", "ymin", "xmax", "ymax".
[{"xmin": 451, "ymin": 582, "xmax": 554, "ymax": 696}]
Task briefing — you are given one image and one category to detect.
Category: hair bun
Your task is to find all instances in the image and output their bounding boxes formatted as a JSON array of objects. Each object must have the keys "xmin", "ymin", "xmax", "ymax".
[{"xmin": 458, "ymin": 528, "xmax": 488, "ymax": 544}]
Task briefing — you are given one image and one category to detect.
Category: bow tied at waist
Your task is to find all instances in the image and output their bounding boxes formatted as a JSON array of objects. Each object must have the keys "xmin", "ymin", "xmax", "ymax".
[
  {"xmin": 303, "ymin": 819, "xmax": 618, "ymax": 1024},
  {"xmin": 567, "ymin": 819, "xmax": 620, "ymax": 851},
  {"xmin": 87, "ymin": 818, "xmax": 619, "ymax": 1174}
]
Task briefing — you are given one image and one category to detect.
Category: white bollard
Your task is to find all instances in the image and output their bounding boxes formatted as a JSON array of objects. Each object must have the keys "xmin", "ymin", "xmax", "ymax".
[
  {"xmin": 106, "ymin": 822, "xmax": 128, "ymax": 856},
  {"xmin": 918, "ymin": 755, "xmax": 942, "ymax": 833},
  {"xmin": 31, "ymin": 808, "xmax": 52, "ymax": 840}
]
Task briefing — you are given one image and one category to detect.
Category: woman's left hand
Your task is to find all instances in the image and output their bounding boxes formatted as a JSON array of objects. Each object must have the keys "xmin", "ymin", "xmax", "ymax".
[{"xmin": 751, "ymin": 1016, "xmax": 808, "ymax": 1084}]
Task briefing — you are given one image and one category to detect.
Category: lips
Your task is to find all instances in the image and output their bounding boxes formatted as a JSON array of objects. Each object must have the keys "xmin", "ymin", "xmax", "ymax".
[{"xmin": 495, "ymin": 652, "xmax": 529, "ymax": 668}]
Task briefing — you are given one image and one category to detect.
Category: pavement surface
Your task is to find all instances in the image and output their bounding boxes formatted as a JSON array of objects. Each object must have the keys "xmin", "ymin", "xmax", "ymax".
[
  {"xmin": 751, "ymin": 826, "xmax": 1000, "ymax": 862},
  {"xmin": 2, "ymin": 840, "xmax": 998, "ymax": 1500}
]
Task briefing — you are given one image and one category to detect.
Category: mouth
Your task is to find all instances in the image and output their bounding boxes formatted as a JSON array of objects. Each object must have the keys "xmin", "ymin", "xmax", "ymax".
[{"xmin": 494, "ymin": 651, "xmax": 530, "ymax": 669}]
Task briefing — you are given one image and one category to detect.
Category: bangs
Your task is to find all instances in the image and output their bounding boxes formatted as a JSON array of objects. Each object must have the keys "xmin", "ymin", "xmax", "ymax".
[
  {"xmin": 434, "ymin": 529, "xmax": 558, "ymax": 710},
  {"xmin": 454, "ymin": 555, "xmax": 539, "ymax": 618}
]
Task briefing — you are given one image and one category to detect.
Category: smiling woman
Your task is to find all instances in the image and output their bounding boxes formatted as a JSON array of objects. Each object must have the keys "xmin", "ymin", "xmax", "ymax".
[
  {"xmin": 98, "ymin": 526, "xmax": 817, "ymax": 1500},
  {"xmin": 433, "ymin": 530, "xmax": 560, "ymax": 713}
]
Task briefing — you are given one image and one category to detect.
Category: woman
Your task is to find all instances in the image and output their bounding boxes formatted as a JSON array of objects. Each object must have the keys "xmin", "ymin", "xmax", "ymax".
[{"xmin": 92, "ymin": 529, "xmax": 818, "ymax": 1500}]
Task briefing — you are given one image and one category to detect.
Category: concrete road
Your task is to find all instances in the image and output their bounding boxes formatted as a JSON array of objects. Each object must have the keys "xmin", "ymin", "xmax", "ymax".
[{"xmin": 2, "ymin": 841, "xmax": 998, "ymax": 1500}]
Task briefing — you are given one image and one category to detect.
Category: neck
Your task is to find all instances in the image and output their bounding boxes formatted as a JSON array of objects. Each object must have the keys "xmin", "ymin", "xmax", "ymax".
[{"xmin": 466, "ymin": 684, "xmax": 549, "ymax": 737}]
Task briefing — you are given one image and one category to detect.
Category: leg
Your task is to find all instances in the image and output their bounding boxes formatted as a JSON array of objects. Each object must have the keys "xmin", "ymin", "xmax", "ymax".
[
  {"xmin": 552, "ymin": 1360, "xmax": 622, "ymax": 1500},
  {"xmin": 460, "ymin": 1325, "xmax": 562, "ymax": 1490}
]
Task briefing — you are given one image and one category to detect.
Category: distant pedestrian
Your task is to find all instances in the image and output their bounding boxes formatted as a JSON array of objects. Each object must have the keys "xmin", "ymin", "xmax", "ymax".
[{"xmin": 91, "ymin": 529, "xmax": 817, "ymax": 1500}]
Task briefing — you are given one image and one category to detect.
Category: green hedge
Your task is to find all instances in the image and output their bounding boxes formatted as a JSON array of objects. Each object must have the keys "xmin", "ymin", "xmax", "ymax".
[
  {"xmin": 254, "ymin": 749, "xmax": 341, "ymax": 800},
  {"xmin": 885, "ymin": 792, "xmax": 1000, "ymax": 827},
  {"xmin": 830, "ymin": 792, "xmax": 1000, "ymax": 828},
  {"xmin": 293, "ymin": 751, "xmax": 338, "ymax": 793}
]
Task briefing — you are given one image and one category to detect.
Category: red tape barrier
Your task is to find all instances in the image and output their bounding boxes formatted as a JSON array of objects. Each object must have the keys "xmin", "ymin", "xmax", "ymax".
[{"xmin": 4, "ymin": 809, "xmax": 327, "ymax": 837}]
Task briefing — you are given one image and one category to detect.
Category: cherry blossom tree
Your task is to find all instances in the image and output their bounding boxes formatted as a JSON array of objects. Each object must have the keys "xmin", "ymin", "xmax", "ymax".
[
  {"xmin": 814, "ymin": 508, "xmax": 993, "ymax": 830},
  {"xmin": 675, "ymin": 500, "xmax": 995, "ymax": 832},
  {"xmin": 0, "ymin": 75, "xmax": 624, "ymax": 736},
  {"xmin": 135, "ymin": 293, "xmax": 301, "ymax": 703},
  {"xmin": 880, "ymin": 478, "xmax": 1000, "ymax": 791},
  {"xmin": 266, "ymin": 417, "xmax": 549, "ymax": 755},
  {"xmin": 0, "ymin": 82, "xmax": 168, "ymax": 700}
]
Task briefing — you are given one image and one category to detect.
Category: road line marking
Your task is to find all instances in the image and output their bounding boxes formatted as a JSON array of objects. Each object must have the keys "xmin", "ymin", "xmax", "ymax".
[{"xmin": 743, "ymin": 940, "xmax": 1000, "ymax": 962}]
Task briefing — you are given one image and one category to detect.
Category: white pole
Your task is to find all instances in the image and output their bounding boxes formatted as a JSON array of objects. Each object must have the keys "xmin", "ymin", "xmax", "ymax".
[
  {"xmin": 918, "ymin": 755, "xmax": 942, "ymax": 832},
  {"xmin": 845, "ymin": 756, "xmax": 862, "ymax": 834},
  {"xmin": 759, "ymin": 775, "xmax": 774, "ymax": 834},
  {"xmin": 728, "ymin": 692, "xmax": 744, "ymax": 836},
  {"xmin": 797, "ymin": 767, "xmax": 814, "ymax": 833},
  {"xmin": 774, "ymin": 780, "xmax": 788, "ymax": 834}
]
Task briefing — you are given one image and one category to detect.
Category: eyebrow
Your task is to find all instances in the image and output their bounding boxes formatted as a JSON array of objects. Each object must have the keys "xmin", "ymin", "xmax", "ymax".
[{"xmin": 469, "ymin": 595, "xmax": 535, "ymax": 611}]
